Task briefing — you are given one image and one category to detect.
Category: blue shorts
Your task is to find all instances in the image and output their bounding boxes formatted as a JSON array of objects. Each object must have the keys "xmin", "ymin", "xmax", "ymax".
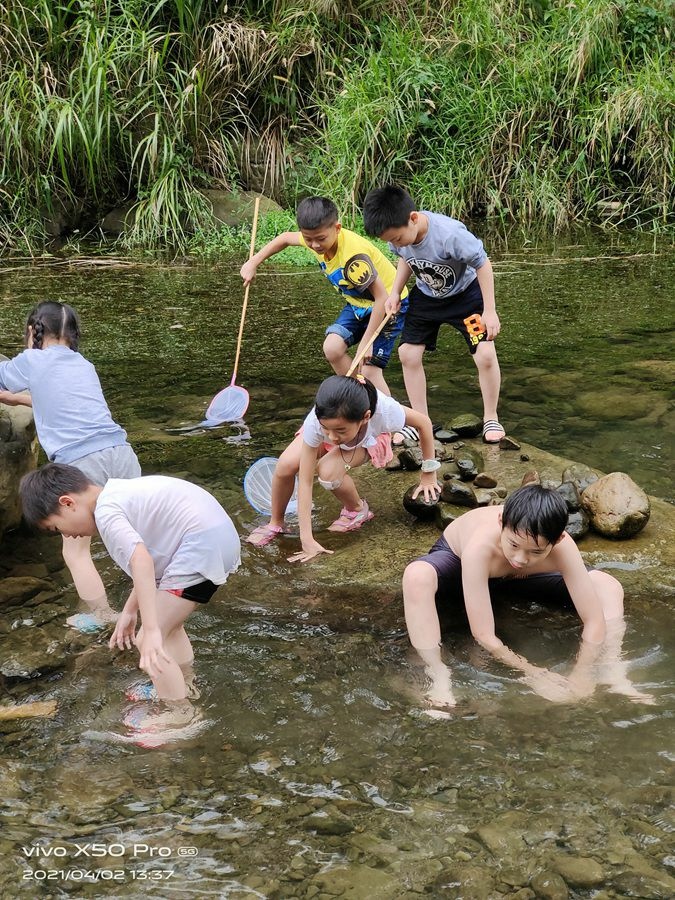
[
  {"xmin": 326, "ymin": 302, "xmax": 407, "ymax": 370},
  {"xmin": 418, "ymin": 535, "xmax": 581, "ymax": 608}
]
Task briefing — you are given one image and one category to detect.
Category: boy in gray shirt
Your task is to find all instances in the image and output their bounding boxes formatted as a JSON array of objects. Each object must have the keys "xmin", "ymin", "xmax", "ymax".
[{"xmin": 363, "ymin": 185, "xmax": 504, "ymax": 443}]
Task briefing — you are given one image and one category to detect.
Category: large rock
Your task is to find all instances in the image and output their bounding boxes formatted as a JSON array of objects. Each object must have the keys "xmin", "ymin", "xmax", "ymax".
[
  {"xmin": 581, "ymin": 472, "xmax": 651, "ymax": 539},
  {"xmin": 101, "ymin": 190, "xmax": 281, "ymax": 235},
  {"xmin": 0, "ymin": 403, "xmax": 38, "ymax": 542}
]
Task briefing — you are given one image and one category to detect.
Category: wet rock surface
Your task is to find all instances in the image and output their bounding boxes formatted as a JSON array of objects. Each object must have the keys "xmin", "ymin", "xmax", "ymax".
[{"xmin": 582, "ymin": 472, "xmax": 651, "ymax": 538}]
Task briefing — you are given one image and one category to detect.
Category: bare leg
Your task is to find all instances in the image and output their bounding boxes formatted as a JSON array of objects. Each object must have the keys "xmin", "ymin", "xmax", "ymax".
[
  {"xmin": 61, "ymin": 535, "xmax": 115, "ymax": 622},
  {"xmin": 402, "ymin": 560, "xmax": 456, "ymax": 708},
  {"xmin": 473, "ymin": 341, "xmax": 501, "ymax": 423},
  {"xmin": 136, "ymin": 591, "xmax": 199, "ymax": 700},
  {"xmin": 398, "ymin": 343, "xmax": 428, "ymax": 415},
  {"xmin": 316, "ymin": 447, "xmax": 369, "ymax": 513},
  {"xmin": 362, "ymin": 363, "xmax": 390, "ymax": 395},
  {"xmin": 269, "ymin": 434, "xmax": 305, "ymax": 526},
  {"xmin": 323, "ymin": 333, "xmax": 352, "ymax": 376}
]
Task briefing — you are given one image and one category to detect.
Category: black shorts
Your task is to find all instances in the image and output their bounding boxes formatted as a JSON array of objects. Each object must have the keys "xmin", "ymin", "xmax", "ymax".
[
  {"xmin": 167, "ymin": 580, "xmax": 219, "ymax": 604},
  {"xmin": 417, "ymin": 535, "xmax": 578, "ymax": 607},
  {"xmin": 399, "ymin": 278, "xmax": 487, "ymax": 355}
]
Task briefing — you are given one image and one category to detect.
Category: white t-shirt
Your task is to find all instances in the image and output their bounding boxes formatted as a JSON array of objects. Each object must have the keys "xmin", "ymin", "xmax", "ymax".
[
  {"xmin": 95, "ymin": 476, "xmax": 240, "ymax": 590},
  {"xmin": 302, "ymin": 390, "xmax": 406, "ymax": 450}
]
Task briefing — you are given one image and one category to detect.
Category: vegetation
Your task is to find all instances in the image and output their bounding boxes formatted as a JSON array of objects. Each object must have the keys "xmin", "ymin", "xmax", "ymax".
[{"xmin": 0, "ymin": 1, "xmax": 672, "ymax": 253}]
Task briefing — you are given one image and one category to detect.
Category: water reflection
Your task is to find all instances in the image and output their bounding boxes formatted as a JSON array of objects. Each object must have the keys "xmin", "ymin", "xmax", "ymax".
[{"xmin": 0, "ymin": 232, "xmax": 673, "ymax": 895}]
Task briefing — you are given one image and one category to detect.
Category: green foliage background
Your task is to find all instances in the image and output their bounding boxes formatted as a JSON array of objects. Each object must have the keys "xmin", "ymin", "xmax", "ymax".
[{"xmin": 1, "ymin": 0, "xmax": 672, "ymax": 252}]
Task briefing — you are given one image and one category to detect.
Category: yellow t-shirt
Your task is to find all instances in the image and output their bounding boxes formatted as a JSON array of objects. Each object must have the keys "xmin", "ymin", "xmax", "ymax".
[{"xmin": 298, "ymin": 228, "xmax": 407, "ymax": 317}]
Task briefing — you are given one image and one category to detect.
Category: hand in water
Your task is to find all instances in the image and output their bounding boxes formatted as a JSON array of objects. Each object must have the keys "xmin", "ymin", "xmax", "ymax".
[
  {"xmin": 523, "ymin": 668, "xmax": 576, "ymax": 704},
  {"xmin": 137, "ymin": 628, "xmax": 171, "ymax": 677},
  {"xmin": 109, "ymin": 611, "xmax": 138, "ymax": 650},
  {"xmin": 287, "ymin": 539, "xmax": 334, "ymax": 564}
]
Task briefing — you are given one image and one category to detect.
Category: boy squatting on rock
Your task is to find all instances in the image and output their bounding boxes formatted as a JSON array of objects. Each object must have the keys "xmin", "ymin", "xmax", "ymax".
[
  {"xmin": 363, "ymin": 185, "xmax": 504, "ymax": 443},
  {"xmin": 240, "ymin": 196, "xmax": 408, "ymax": 397},
  {"xmin": 20, "ymin": 464, "xmax": 240, "ymax": 701},
  {"xmin": 403, "ymin": 484, "xmax": 651, "ymax": 708}
]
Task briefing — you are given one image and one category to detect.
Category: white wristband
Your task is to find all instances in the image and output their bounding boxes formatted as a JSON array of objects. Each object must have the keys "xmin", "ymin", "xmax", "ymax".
[{"xmin": 421, "ymin": 458, "xmax": 441, "ymax": 473}]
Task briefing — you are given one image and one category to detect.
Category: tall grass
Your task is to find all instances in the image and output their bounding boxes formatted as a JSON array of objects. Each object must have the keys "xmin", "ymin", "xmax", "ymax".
[{"xmin": 0, "ymin": 0, "xmax": 672, "ymax": 253}]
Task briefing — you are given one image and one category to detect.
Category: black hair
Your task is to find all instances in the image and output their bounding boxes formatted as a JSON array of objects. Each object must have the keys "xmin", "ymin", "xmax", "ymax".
[
  {"xmin": 20, "ymin": 463, "xmax": 93, "ymax": 528},
  {"xmin": 314, "ymin": 375, "xmax": 378, "ymax": 422},
  {"xmin": 26, "ymin": 301, "xmax": 80, "ymax": 351},
  {"xmin": 362, "ymin": 185, "xmax": 416, "ymax": 236},
  {"xmin": 296, "ymin": 197, "xmax": 339, "ymax": 231},
  {"xmin": 501, "ymin": 485, "xmax": 568, "ymax": 546}
]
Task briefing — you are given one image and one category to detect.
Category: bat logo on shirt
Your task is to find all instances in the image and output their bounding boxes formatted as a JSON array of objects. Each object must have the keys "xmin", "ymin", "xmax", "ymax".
[{"xmin": 344, "ymin": 254, "xmax": 376, "ymax": 290}]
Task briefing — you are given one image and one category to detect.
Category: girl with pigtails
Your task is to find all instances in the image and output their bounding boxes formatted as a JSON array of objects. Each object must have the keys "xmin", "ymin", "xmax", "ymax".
[
  {"xmin": 247, "ymin": 374, "xmax": 441, "ymax": 563},
  {"xmin": 0, "ymin": 301, "xmax": 140, "ymax": 631}
]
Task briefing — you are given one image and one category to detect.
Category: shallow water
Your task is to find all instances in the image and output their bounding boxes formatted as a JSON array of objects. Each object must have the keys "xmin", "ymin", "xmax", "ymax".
[{"xmin": 0, "ymin": 231, "xmax": 673, "ymax": 897}]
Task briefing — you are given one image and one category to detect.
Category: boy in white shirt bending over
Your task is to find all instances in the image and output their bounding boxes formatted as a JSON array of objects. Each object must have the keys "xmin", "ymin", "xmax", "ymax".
[{"xmin": 20, "ymin": 464, "xmax": 241, "ymax": 701}]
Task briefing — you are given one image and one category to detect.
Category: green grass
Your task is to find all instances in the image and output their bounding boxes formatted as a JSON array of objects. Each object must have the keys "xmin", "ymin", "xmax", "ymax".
[{"xmin": 0, "ymin": 0, "xmax": 672, "ymax": 254}]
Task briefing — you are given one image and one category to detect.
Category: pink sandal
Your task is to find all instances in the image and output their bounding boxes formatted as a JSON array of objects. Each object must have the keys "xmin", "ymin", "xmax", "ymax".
[
  {"xmin": 246, "ymin": 524, "xmax": 286, "ymax": 547},
  {"xmin": 328, "ymin": 500, "xmax": 374, "ymax": 533}
]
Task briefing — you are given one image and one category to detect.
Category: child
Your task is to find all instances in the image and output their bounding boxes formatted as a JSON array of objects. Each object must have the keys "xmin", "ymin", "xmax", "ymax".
[
  {"xmin": 19, "ymin": 464, "xmax": 241, "ymax": 701},
  {"xmin": 240, "ymin": 196, "xmax": 408, "ymax": 395},
  {"xmin": 246, "ymin": 375, "xmax": 441, "ymax": 562},
  {"xmin": 363, "ymin": 185, "xmax": 504, "ymax": 443},
  {"xmin": 0, "ymin": 301, "xmax": 141, "ymax": 631},
  {"xmin": 402, "ymin": 484, "xmax": 627, "ymax": 707}
]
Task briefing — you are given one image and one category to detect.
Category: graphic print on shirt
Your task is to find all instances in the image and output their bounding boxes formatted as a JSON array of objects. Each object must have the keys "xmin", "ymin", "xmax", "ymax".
[
  {"xmin": 408, "ymin": 258, "xmax": 465, "ymax": 297},
  {"xmin": 320, "ymin": 252, "xmax": 377, "ymax": 302}
]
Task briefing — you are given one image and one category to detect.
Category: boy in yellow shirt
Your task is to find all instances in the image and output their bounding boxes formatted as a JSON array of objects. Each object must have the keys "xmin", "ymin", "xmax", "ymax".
[{"xmin": 240, "ymin": 197, "xmax": 408, "ymax": 395}]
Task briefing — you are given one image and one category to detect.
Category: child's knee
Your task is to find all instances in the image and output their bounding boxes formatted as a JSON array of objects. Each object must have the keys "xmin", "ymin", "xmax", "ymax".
[
  {"xmin": 323, "ymin": 333, "xmax": 347, "ymax": 362},
  {"xmin": 474, "ymin": 341, "xmax": 498, "ymax": 368},
  {"xmin": 399, "ymin": 343, "xmax": 423, "ymax": 367},
  {"xmin": 316, "ymin": 457, "xmax": 344, "ymax": 491},
  {"xmin": 403, "ymin": 560, "xmax": 438, "ymax": 596}
]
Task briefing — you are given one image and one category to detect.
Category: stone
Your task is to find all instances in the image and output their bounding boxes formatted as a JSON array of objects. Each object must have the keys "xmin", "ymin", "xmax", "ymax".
[
  {"xmin": 455, "ymin": 447, "xmax": 483, "ymax": 481},
  {"xmin": 530, "ymin": 870, "xmax": 569, "ymax": 900},
  {"xmin": 398, "ymin": 447, "xmax": 423, "ymax": 471},
  {"xmin": 520, "ymin": 453, "xmax": 531, "ymax": 462},
  {"xmin": 385, "ymin": 456, "xmax": 402, "ymax": 471},
  {"xmin": 499, "ymin": 436, "xmax": 521, "ymax": 450},
  {"xmin": 0, "ymin": 404, "xmax": 38, "ymax": 541},
  {"xmin": 561, "ymin": 464, "xmax": 600, "ymax": 494},
  {"xmin": 435, "ymin": 429, "xmax": 459, "ymax": 443},
  {"xmin": 565, "ymin": 509, "xmax": 590, "ymax": 541},
  {"xmin": 310, "ymin": 864, "xmax": 400, "ymax": 897},
  {"xmin": 474, "ymin": 472, "xmax": 498, "ymax": 489},
  {"xmin": 474, "ymin": 489, "xmax": 495, "ymax": 507},
  {"xmin": 441, "ymin": 481, "xmax": 477, "ymax": 507},
  {"xmin": 306, "ymin": 807, "xmax": 355, "ymax": 835},
  {"xmin": 581, "ymin": 472, "xmax": 651, "ymax": 539},
  {"xmin": 449, "ymin": 414, "xmax": 482, "ymax": 437},
  {"xmin": 0, "ymin": 577, "xmax": 53, "ymax": 606},
  {"xmin": 403, "ymin": 485, "xmax": 440, "ymax": 521},
  {"xmin": 200, "ymin": 189, "xmax": 281, "ymax": 227},
  {"xmin": 551, "ymin": 855, "xmax": 605, "ymax": 887},
  {"xmin": 556, "ymin": 481, "xmax": 581, "ymax": 510},
  {"xmin": 435, "ymin": 504, "xmax": 461, "ymax": 529}
]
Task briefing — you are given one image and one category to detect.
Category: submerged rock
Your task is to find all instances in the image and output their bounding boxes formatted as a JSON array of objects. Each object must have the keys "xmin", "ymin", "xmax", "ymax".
[
  {"xmin": 530, "ymin": 870, "xmax": 569, "ymax": 900},
  {"xmin": 582, "ymin": 472, "xmax": 651, "ymax": 539}
]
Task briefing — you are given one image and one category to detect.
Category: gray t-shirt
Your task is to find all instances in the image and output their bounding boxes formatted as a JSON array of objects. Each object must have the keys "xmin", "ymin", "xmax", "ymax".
[
  {"xmin": 389, "ymin": 211, "xmax": 487, "ymax": 299},
  {"xmin": 0, "ymin": 346, "xmax": 128, "ymax": 463}
]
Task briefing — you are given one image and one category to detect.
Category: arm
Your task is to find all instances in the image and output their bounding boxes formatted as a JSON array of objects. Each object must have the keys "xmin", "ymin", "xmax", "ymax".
[
  {"xmin": 385, "ymin": 257, "xmax": 413, "ymax": 315},
  {"xmin": 462, "ymin": 548, "xmax": 573, "ymax": 702},
  {"xmin": 475, "ymin": 258, "xmax": 500, "ymax": 340},
  {"xmin": 0, "ymin": 390, "xmax": 32, "ymax": 407},
  {"xmin": 240, "ymin": 231, "xmax": 302, "ymax": 284},
  {"xmin": 555, "ymin": 536, "xmax": 606, "ymax": 645},
  {"xmin": 129, "ymin": 543, "xmax": 170, "ymax": 677},
  {"xmin": 287, "ymin": 441, "xmax": 333, "ymax": 564},
  {"xmin": 403, "ymin": 408, "xmax": 441, "ymax": 501},
  {"xmin": 109, "ymin": 588, "xmax": 139, "ymax": 651}
]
